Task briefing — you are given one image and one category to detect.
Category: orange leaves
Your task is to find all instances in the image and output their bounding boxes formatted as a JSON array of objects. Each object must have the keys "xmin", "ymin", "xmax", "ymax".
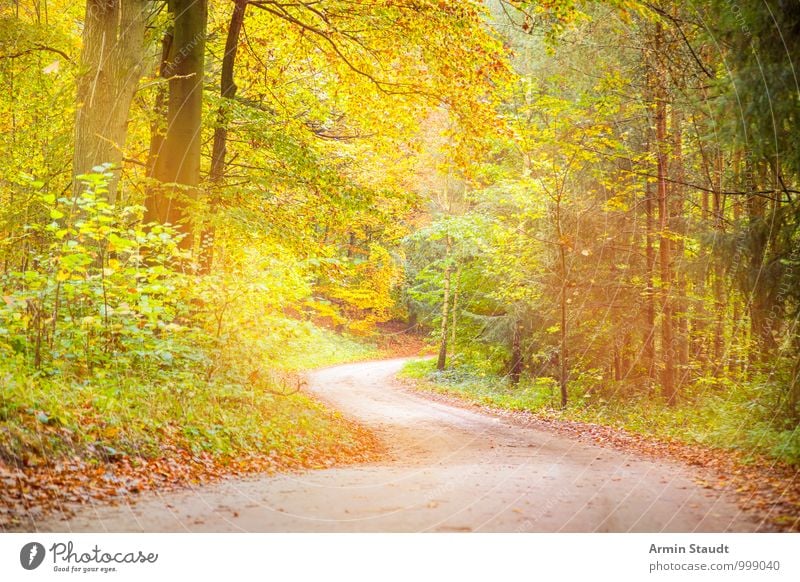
[{"xmin": 0, "ymin": 421, "xmax": 383, "ymax": 531}]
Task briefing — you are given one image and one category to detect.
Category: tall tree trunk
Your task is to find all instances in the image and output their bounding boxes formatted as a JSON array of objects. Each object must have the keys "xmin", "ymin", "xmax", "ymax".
[
  {"xmin": 147, "ymin": 29, "xmax": 173, "ymax": 178},
  {"xmin": 654, "ymin": 24, "xmax": 675, "ymax": 404},
  {"xmin": 450, "ymin": 265, "xmax": 461, "ymax": 359},
  {"xmin": 712, "ymin": 151, "xmax": 725, "ymax": 368},
  {"xmin": 436, "ymin": 235, "xmax": 452, "ymax": 371},
  {"xmin": 201, "ymin": 0, "xmax": 248, "ymax": 270},
  {"xmin": 644, "ymin": 179, "xmax": 656, "ymax": 378},
  {"xmin": 145, "ymin": 0, "xmax": 208, "ymax": 249},
  {"xmin": 670, "ymin": 105, "xmax": 690, "ymax": 384},
  {"xmin": 555, "ymin": 197, "xmax": 568, "ymax": 407},
  {"xmin": 510, "ymin": 318, "xmax": 523, "ymax": 385},
  {"xmin": 73, "ymin": 0, "xmax": 148, "ymax": 201},
  {"xmin": 210, "ymin": 0, "xmax": 247, "ymax": 183}
]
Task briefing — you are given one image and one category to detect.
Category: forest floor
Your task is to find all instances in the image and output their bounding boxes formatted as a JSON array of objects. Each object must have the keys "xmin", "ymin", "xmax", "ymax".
[
  {"xmin": 0, "ymin": 326, "xmax": 428, "ymax": 531},
  {"xmin": 27, "ymin": 358, "xmax": 774, "ymax": 533}
]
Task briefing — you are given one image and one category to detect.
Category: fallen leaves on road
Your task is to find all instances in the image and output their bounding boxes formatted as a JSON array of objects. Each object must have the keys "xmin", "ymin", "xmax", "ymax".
[{"xmin": 0, "ymin": 418, "xmax": 381, "ymax": 531}]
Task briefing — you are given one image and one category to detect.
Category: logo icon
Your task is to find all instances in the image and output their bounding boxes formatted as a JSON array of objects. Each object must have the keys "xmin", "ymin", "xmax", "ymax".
[{"xmin": 20, "ymin": 542, "xmax": 46, "ymax": 570}]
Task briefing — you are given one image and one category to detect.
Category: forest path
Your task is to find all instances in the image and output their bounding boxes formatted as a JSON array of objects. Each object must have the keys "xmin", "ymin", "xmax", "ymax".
[{"xmin": 40, "ymin": 358, "xmax": 758, "ymax": 532}]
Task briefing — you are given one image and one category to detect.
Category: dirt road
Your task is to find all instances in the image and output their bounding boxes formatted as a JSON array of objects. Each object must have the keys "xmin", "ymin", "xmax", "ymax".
[{"xmin": 39, "ymin": 359, "xmax": 758, "ymax": 532}]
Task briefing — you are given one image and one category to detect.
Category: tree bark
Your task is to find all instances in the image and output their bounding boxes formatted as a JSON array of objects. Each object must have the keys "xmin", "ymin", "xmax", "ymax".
[
  {"xmin": 450, "ymin": 265, "xmax": 461, "ymax": 360},
  {"xmin": 146, "ymin": 29, "xmax": 173, "ymax": 178},
  {"xmin": 210, "ymin": 0, "xmax": 247, "ymax": 183},
  {"xmin": 654, "ymin": 23, "xmax": 675, "ymax": 404},
  {"xmin": 644, "ymin": 179, "xmax": 656, "ymax": 378},
  {"xmin": 670, "ymin": 105, "xmax": 689, "ymax": 384},
  {"xmin": 436, "ymin": 235, "xmax": 452, "ymax": 371},
  {"xmin": 746, "ymin": 161, "xmax": 778, "ymax": 362},
  {"xmin": 198, "ymin": 0, "xmax": 248, "ymax": 271},
  {"xmin": 712, "ymin": 151, "xmax": 725, "ymax": 367},
  {"xmin": 73, "ymin": 0, "xmax": 148, "ymax": 201},
  {"xmin": 510, "ymin": 319, "xmax": 523, "ymax": 385},
  {"xmin": 145, "ymin": 0, "xmax": 208, "ymax": 249},
  {"xmin": 555, "ymin": 196, "xmax": 568, "ymax": 407}
]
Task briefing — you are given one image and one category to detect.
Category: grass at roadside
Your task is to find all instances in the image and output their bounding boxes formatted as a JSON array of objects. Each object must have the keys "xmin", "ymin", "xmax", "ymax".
[
  {"xmin": 400, "ymin": 359, "xmax": 800, "ymax": 466},
  {"xmin": 1, "ymin": 319, "xmax": 384, "ymax": 528},
  {"xmin": 1, "ymin": 320, "xmax": 381, "ymax": 469}
]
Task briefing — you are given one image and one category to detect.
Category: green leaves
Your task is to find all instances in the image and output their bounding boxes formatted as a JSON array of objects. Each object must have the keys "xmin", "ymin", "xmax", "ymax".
[{"xmin": 0, "ymin": 170, "xmax": 194, "ymax": 376}]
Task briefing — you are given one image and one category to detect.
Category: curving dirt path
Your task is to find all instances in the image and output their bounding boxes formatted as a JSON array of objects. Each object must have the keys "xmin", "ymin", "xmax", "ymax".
[{"xmin": 39, "ymin": 358, "xmax": 759, "ymax": 532}]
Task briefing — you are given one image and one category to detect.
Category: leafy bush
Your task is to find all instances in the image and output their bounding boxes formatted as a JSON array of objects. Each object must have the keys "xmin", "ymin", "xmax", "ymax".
[
  {"xmin": 0, "ymin": 169, "xmax": 380, "ymax": 467},
  {"xmin": 0, "ymin": 169, "xmax": 197, "ymax": 377}
]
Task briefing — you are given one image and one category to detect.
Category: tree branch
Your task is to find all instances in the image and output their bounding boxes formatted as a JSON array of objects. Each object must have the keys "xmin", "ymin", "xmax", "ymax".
[{"xmin": 0, "ymin": 44, "xmax": 74, "ymax": 64}]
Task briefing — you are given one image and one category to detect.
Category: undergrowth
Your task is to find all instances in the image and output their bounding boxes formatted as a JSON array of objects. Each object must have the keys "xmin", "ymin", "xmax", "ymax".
[
  {"xmin": 0, "ymin": 322, "xmax": 379, "ymax": 468},
  {"xmin": 0, "ymin": 171, "xmax": 382, "ymax": 469}
]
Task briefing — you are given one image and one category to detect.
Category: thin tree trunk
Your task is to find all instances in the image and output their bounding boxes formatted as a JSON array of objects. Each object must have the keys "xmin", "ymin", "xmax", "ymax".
[
  {"xmin": 201, "ymin": 0, "xmax": 248, "ymax": 271},
  {"xmin": 510, "ymin": 325, "xmax": 523, "ymax": 385},
  {"xmin": 450, "ymin": 265, "xmax": 461, "ymax": 359},
  {"xmin": 210, "ymin": 0, "xmax": 247, "ymax": 183},
  {"xmin": 73, "ymin": 0, "xmax": 148, "ymax": 201},
  {"xmin": 437, "ymin": 235, "xmax": 452, "ymax": 371},
  {"xmin": 712, "ymin": 151, "xmax": 725, "ymax": 367},
  {"xmin": 670, "ymin": 105, "xmax": 689, "ymax": 384},
  {"xmin": 146, "ymin": 30, "xmax": 173, "ymax": 178},
  {"xmin": 555, "ymin": 197, "xmax": 568, "ymax": 407},
  {"xmin": 654, "ymin": 24, "xmax": 675, "ymax": 404},
  {"xmin": 644, "ymin": 179, "xmax": 656, "ymax": 378}
]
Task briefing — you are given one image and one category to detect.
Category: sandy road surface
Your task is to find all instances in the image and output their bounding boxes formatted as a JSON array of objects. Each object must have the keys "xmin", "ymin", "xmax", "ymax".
[{"xmin": 39, "ymin": 358, "xmax": 758, "ymax": 532}]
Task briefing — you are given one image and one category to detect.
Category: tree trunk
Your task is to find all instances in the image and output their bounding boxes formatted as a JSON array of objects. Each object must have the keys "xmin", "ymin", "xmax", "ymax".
[
  {"xmin": 145, "ymin": 0, "xmax": 208, "ymax": 249},
  {"xmin": 450, "ymin": 265, "xmax": 461, "ymax": 359},
  {"xmin": 556, "ymin": 199, "xmax": 568, "ymax": 407},
  {"xmin": 73, "ymin": 0, "xmax": 148, "ymax": 201},
  {"xmin": 670, "ymin": 105, "xmax": 689, "ymax": 385},
  {"xmin": 654, "ymin": 24, "xmax": 675, "ymax": 404},
  {"xmin": 712, "ymin": 152, "xmax": 725, "ymax": 367},
  {"xmin": 201, "ymin": 0, "xmax": 248, "ymax": 270},
  {"xmin": 210, "ymin": 0, "xmax": 247, "ymax": 183},
  {"xmin": 510, "ymin": 319, "xmax": 523, "ymax": 385},
  {"xmin": 644, "ymin": 178, "xmax": 656, "ymax": 378},
  {"xmin": 436, "ymin": 235, "xmax": 452, "ymax": 371},
  {"xmin": 746, "ymin": 161, "xmax": 778, "ymax": 362},
  {"xmin": 146, "ymin": 29, "xmax": 173, "ymax": 178}
]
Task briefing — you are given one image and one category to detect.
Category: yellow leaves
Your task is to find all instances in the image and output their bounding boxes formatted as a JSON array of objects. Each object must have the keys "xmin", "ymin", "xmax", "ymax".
[
  {"xmin": 603, "ymin": 195, "xmax": 630, "ymax": 212},
  {"xmin": 316, "ymin": 242, "xmax": 401, "ymax": 334}
]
